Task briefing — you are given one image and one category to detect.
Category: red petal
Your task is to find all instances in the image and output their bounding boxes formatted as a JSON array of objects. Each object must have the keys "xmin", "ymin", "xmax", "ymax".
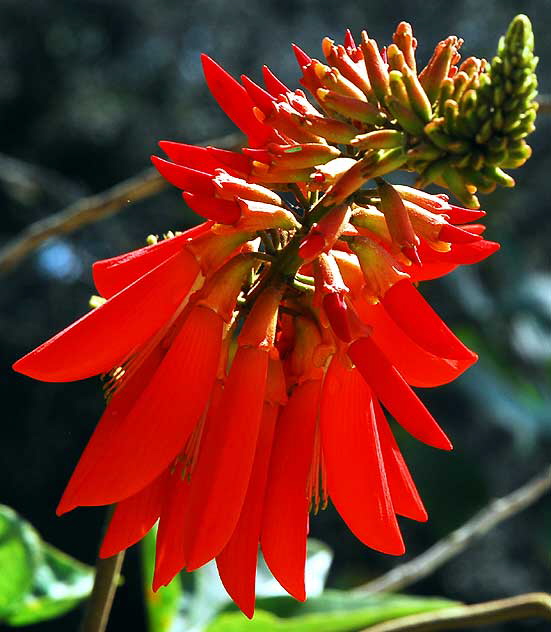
[
  {"xmin": 184, "ymin": 347, "xmax": 270, "ymax": 570},
  {"xmin": 444, "ymin": 240, "xmax": 500, "ymax": 264},
  {"xmin": 262, "ymin": 65, "xmax": 291, "ymax": 97},
  {"xmin": 206, "ymin": 147, "xmax": 252, "ymax": 176},
  {"xmin": 320, "ymin": 357, "xmax": 404, "ymax": 554},
  {"xmin": 410, "ymin": 260, "xmax": 459, "ymax": 282},
  {"xmin": 14, "ymin": 249, "xmax": 200, "ymax": 382},
  {"xmin": 216, "ymin": 402, "xmax": 278, "ymax": 618},
  {"xmin": 158, "ymin": 141, "xmax": 224, "ymax": 174},
  {"xmin": 92, "ymin": 225, "xmax": 209, "ymax": 298},
  {"xmin": 373, "ymin": 400, "xmax": 427, "ymax": 522},
  {"xmin": 153, "ymin": 465, "xmax": 193, "ymax": 590},
  {"xmin": 438, "ymin": 223, "xmax": 482, "ymax": 244},
  {"xmin": 261, "ymin": 379, "xmax": 321, "ymax": 601},
  {"xmin": 382, "ymin": 280, "xmax": 475, "ymax": 361},
  {"xmin": 151, "ymin": 156, "xmax": 215, "ymax": 194},
  {"xmin": 201, "ymin": 55, "xmax": 275, "ymax": 148},
  {"xmin": 241, "ymin": 75, "xmax": 276, "ymax": 115},
  {"xmin": 358, "ymin": 300, "xmax": 476, "ymax": 387},
  {"xmin": 348, "ymin": 336, "xmax": 452, "ymax": 450},
  {"xmin": 56, "ymin": 306, "xmax": 223, "ymax": 511},
  {"xmin": 445, "ymin": 205, "xmax": 486, "ymax": 223},
  {"xmin": 292, "ymin": 43, "xmax": 312, "ymax": 68},
  {"xmin": 183, "ymin": 192, "xmax": 241, "ymax": 224},
  {"xmin": 100, "ymin": 469, "xmax": 170, "ymax": 558}
]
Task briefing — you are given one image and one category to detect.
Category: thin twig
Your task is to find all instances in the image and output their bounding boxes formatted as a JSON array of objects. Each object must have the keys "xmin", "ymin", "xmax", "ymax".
[
  {"xmin": 80, "ymin": 551, "xmax": 125, "ymax": 632},
  {"xmin": 537, "ymin": 95, "xmax": 551, "ymax": 114},
  {"xmin": 0, "ymin": 152, "xmax": 87, "ymax": 203},
  {"xmin": 361, "ymin": 593, "xmax": 551, "ymax": 631},
  {"xmin": 355, "ymin": 465, "xmax": 551, "ymax": 595},
  {"xmin": 0, "ymin": 132, "xmax": 243, "ymax": 275}
]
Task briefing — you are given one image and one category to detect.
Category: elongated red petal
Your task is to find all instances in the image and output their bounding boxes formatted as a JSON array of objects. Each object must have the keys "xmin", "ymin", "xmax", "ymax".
[
  {"xmin": 92, "ymin": 225, "xmax": 209, "ymax": 298},
  {"xmin": 348, "ymin": 336, "xmax": 452, "ymax": 450},
  {"xmin": 216, "ymin": 402, "xmax": 278, "ymax": 618},
  {"xmin": 14, "ymin": 250, "xmax": 199, "ymax": 382},
  {"xmin": 241, "ymin": 75, "xmax": 276, "ymax": 115},
  {"xmin": 100, "ymin": 469, "xmax": 170, "ymax": 558},
  {"xmin": 444, "ymin": 239, "xmax": 500, "ymax": 264},
  {"xmin": 153, "ymin": 465, "xmax": 193, "ymax": 590},
  {"xmin": 151, "ymin": 156, "xmax": 215, "ymax": 195},
  {"xmin": 158, "ymin": 141, "xmax": 225, "ymax": 174},
  {"xmin": 382, "ymin": 280, "xmax": 475, "ymax": 361},
  {"xmin": 262, "ymin": 65, "xmax": 291, "ymax": 97},
  {"xmin": 438, "ymin": 223, "xmax": 482, "ymax": 244},
  {"xmin": 153, "ymin": 382, "xmax": 224, "ymax": 590},
  {"xmin": 320, "ymin": 357, "xmax": 404, "ymax": 554},
  {"xmin": 358, "ymin": 300, "xmax": 476, "ymax": 387},
  {"xmin": 445, "ymin": 205, "xmax": 486, "ymax": 223},
  {"xmin": 201, "ymin": 55, "xmax": 275, "ymax": 148},
  {"xmin": 373, "ymin": 399, "xmax": 427, "ymax": 522},
  {"xmin": 56, "ymin": 306, "xmax": 223, "ymax": 511},
  {"xmin": 292, "ymin": 43, "xmax": 312, "ymax": 68},
  {"xmin": 261, "ymin": 379, "xmax": 321, "ymax": 601},
  {"xmin": 409, "ymin": 260, "xmax": 459, "ymax": 282},
  {"xmin": 184, "ymin": 347, "xmax": 270, "ymax": 570},
  {"xmin": 183, "ymin": 192, "xmax": 241, "ymax": 223},
  {"xmin": 206, "ymin": 147, "xmax": 252, "ymax": 175}
]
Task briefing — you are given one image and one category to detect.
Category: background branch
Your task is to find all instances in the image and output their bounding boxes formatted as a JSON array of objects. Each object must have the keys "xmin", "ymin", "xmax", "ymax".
[
  {"xmin": 362, "ymin": 593, "xmax": 551, "ymax": 631},
  {"xmin": 0, "ymin": 132, "xmax": 243, "ymax": 276},
  {"xmin": 355, "ymin": 465, "xmax": 551, "ymax": 595}
]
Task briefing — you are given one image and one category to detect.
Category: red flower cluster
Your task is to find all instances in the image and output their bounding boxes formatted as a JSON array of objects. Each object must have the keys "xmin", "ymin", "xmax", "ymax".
[{"xmin": 14, "ymin": 24, "xmax": 500, "ymax": 618}]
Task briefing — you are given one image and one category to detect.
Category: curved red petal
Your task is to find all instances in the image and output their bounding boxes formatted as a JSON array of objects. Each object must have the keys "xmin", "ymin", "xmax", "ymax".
[
  {"xmin": 159, "ymin": 141, "xmax": 224, "ymax": 174},
  {"xmin": 57, "ymin": 306, "xmax": 223, "ymax": 511},
  {"xmin": 206, "ymin": 147, "xmax": 252, "ymax": 176},
  {"xmin": 201, "ymin": 55, "xmax": 275, "ymax": 148},
  {"xmin": 261, "ymin": 379, "xmax": 321, "ymax": 602},
  {"xmin": 14, "ymin": 249, "xmax": 200, "ymax": 382},
  {"xmin": 92, "ymin": 226, "xmax": 208, "ymax": 298},
  {"xmin": 348, "ymin": 336, "xmax": 452, "ymax": 450},
  {"xmin": 183, "ymin": 192, "xmax": 241, "ymax": 224},
  {"xmin": 216, "ymin": 402, "xmax": 278, "ymax": 619},
  {"xmin": 382, "ymin": 280, "xmax": 475, "ymax": 361},
  {"xmin": 151, "ymin": 155, "xmax": 215, "ymax": 194},
  {"xmin": 184, "ymin": 347, "xmax": 270, "ymax": 571},
  {"xmin": 262, "ymin": 65, "xmax": 291, "ymax": 97},
  {"xmin": 100, "ymin": 469, "xmax": 170, "ymax": 558},
  {"xmin": 320, "ymin": 357, "xmax": 404, "ymax": 554},
  {"xmin": 153, "ymin": 465, "xmax": 193, "ymax": 590},
  {"xmin": 373, "ymin": 400, "xmax": 427, "ymax": 522},
  {"xmin": 358, "ymin": 301, "xmax": 476, "ymax": 387}
]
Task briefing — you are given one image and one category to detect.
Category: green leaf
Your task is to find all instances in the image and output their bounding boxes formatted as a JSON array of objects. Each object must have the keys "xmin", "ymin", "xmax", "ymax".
[
  {"xmin": 141, "ymin": 526, "xmax": 182, "ymax": 632},
  {"xmin": 0, "ymin": 505, "xmax": 94, "ymax": 626},
  {"xmin": 206, "ymin": 592, "xmax": 458, "ymax": 632}
]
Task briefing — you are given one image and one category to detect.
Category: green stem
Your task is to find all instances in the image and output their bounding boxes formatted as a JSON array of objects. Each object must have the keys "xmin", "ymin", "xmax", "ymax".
[{"xmin": 80, "ymin": 510, "xmax": 125, "ymax": 632}]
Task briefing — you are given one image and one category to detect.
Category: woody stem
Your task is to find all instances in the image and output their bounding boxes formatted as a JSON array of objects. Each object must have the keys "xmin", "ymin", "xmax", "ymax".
[{"xmin": 80, "ymin": 510, "xmax": 124, "ymax": 632}]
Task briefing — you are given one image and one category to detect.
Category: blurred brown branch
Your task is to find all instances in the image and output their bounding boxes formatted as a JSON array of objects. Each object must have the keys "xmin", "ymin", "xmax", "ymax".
[
  {"xmin": 537, "ymin": 94, "xmax": 551, "ymax": 113},
  {"xmin": 0, "ymin": 132, "xmax": 243, "ymax": 276},
  {"xmin": 355, "ymin": 465, "xmax": 551, "ymax": 595},
  {"xmin": 362, "ymin": 593, "xmax": 551, "ymax": 631}
]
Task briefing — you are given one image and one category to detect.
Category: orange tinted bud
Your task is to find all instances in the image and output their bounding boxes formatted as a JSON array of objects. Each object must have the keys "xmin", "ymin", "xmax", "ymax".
[
  {"xmin": 419, "ymin": 36, "xmax": 462, "ymax": 103},
  {"xmin": 402, "ymin": 65, "xmax": 433, "ymax": 123},
  {"xmin": 255, "ymin": 102, "xmax": 323, "ymax": 144},
  {"xmin": 331, "ymin": 250, "xmax": 364, "ymax": 298},
  {"xmin": 288, "ymin": 316, "xmax": 330, "ymax": 382},
  {"xmin": 402, "ymin": 200, "xmax": 449, "ymax": 243},
  {"xmin": 197, "ymin": 253, "xmax": 258, "ymax": 321},
  {"xmin": 235, "ymin": 199, "xmax": 301, "ymax": 231},
  {"xmin": 239, "ymin": 286, "xmax": 283, "ymax": 349},
  {"xmin": 349, "ymin": 236, "xmax": 409, "ymax": 303},
  {"xmin": 360, "ymin": 32, "xmax": 390, "ymax": 103},
  {"xmin": 387, "ymin": 44, "xmax": 407, "ymax": 72},
  {"xmin": 250, "ymin": 161, "xmax": 313, "ymax": 183},
  {"xmin": 323, "ymin": 39, "xmax": 373, "ymax": 97},
  {"xmin": 313, "ymin": 60, "xmax": 367, "ymax": 102},
  {"xmin": 299, "ymin": 204, "xmax": 351, "ymax": 262},
  {"xmin": 393, "ymin": 22, "xmax": 417, "ymax": 72},
  {"xmin": 316, "ymin": 89, "xmax": 381, "ymax": 124},
  {"xmin": 322, "ymin": 152, "xmax": 379, "ymax": 206},
  {"xmin": 311, "ymin": 157, "xmax": 357, "ymax": 185},
  {"xmin": 351, "ymin": 205, "xmax": 392, "ymax": 242},
  {"xmin": 289, "ymin": 111, "xmax": 358, "ymax": 144},
  {"xmin": 312, "ymin": 252, "xmax": 349, "ymax": 304},
  {"xmin": 377, "ymin": 180, "xmax": 420, "ymax": 260},
  {"xmin": 268, "ymin": 142, "xmax": 341, "ymax": 169},
  {"xmin": 393, "ymin": 185, "xmax": 450, "ymax": 213},
  {"xmin": 212, "ymin": 171, "xmax": 282, "ymax": 206},
  {"xmin": 351, "ymin": 129, "xmax": 406, "ymax": 150}
]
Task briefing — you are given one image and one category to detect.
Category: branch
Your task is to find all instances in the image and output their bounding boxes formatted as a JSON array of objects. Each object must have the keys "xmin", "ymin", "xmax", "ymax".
[
  {"xmin": 361, "ymin": 593, "xmax": 551, "ymax": 631},
  {"xmin": 355, "ymin": 465, "xmax": 551, "ymax": 595},
  {"xmin": 537, "ymin": 95, "xmax": 551, "ymax": 114},
  {"xmin": 0, "ymin": 132, "xmax": 243, "ymax": 276},
  {"xmin": 0, "ymin": 152, "xmax": 87, "ymax": 203}
]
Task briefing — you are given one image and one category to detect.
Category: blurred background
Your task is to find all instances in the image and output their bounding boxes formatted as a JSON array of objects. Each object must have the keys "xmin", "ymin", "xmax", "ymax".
[{"xmin": 1, "ymin": 0, "xmax": 550, "ymax": 630}]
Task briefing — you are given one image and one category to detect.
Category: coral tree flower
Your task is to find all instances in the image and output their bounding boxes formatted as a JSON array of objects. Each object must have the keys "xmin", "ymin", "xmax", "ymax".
[{"xmin": 13, "ymin": 19, "xmax": 510, "ymax": 620}]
